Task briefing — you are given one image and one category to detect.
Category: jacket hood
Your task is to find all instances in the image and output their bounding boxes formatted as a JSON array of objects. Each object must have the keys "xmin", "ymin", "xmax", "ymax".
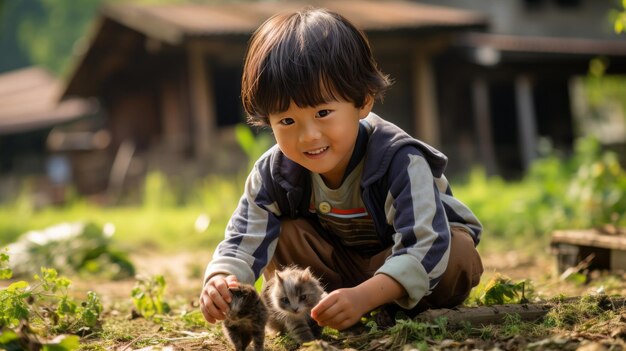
[{"xmin": 361, "ymin": 113, "xmax": 448, "ymax": 186}]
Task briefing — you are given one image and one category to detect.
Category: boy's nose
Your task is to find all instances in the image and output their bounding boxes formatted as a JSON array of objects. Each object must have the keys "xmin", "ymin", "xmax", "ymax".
[{"xmin": 299, "ymin": 122, "xmax": 321, "ymax": 142}]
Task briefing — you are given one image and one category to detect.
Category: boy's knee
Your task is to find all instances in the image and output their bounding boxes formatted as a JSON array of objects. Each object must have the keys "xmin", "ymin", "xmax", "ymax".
[
  {"xmin": 450, "ymin": 227, "xmax": 483, "ymax": 278},
  {"xmin": 426, "ymin": 228, "xmax": 483, "ymax": 308}
]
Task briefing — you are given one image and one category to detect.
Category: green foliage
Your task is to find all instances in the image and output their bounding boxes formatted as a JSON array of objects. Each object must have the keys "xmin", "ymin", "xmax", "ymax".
[
  {"xmin": 0, "ymin": 254, "xmax": 103, "ymax": 350},
  {"xmin": 234, "ymin": 123, "xmax": 274, "ymax": 172},
  {"xmin": 386, "ymin": 318, "xmax": 447, "ymax": 349},
  {"xmin": 0, "ymin": 251, "xmax": 12, "ymax": 280},
  {"xmin": 581, "ymin": 55, "xmax": 626, "ymax": 146},
  {"xmin": 142, "ymin": 171, "xmax": 178, "ymax": 209},
  {"xmin": 3, "ymin": 0, "xmax": 268, "ymax": 76},
  {"xmin": 17, "ymin": 0, "xmax": 103, "ymax": 76},
  {"xmin": 5, "ymin": 221, "xmax": 135, "ymax": 279},
  {"xmin": 566, "ymin": 138, "xmax": 626, "ymax": 227},
  {"xmin": 611, "ymin": 0, "xmax": 626, "ymax": 34},
  {"xmin": 468, "ymin": 274, "xmax": 531, "ymax": 306},
  {"xmin": 454, "ymin": 136, "xmax": 626, "ymax": 250},
  {"xmin": 131, "ymin": 274, "xmax": 171, "ymax": 319},
  {"xmin": 501, "ymin": 313, "xmax": 523, "ymax": 337},
  {"xmin": 341, "ymin": 316, "xmax": 448, "ymax": 350}
]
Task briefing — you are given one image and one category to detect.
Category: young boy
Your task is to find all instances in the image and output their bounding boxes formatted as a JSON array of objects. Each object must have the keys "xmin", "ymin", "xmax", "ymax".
[{"xmin": 200, "ymin": 7, "xmax": 483, "ymax": 331}]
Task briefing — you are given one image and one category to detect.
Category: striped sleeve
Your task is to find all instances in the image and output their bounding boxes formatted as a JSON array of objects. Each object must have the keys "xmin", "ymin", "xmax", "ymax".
[
  {"xmin": 204, "ymin": 164, "xmax": 282, "ymax": 285},
  {"xmin": 436, "ymin": 175, "xmax": 483, "ymax": 244},
  {"xmin": 375, "ymin": 149, "xmax": 451, "ymax": 309}
]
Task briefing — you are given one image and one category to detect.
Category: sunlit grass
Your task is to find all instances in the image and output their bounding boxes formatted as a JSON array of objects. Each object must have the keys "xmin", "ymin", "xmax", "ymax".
[{"xmin": 0, "ymin": 175, "xmax": 244, "ymax": 253}]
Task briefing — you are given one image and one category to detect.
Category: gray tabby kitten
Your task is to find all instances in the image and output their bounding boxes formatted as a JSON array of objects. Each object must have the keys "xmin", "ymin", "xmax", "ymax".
[
  {"xmin": 222, "ymin": 283, "xmax": 268, "ymax": 351},
  {"xmin": 262, "ymin": 266, "xmax": 325, "ymax": 343}
]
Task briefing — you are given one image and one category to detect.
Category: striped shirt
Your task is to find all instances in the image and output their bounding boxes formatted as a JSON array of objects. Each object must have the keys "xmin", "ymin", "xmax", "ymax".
[{"xmin": 310, "ymin": 160, "xmax": 382, "ymax": 255}]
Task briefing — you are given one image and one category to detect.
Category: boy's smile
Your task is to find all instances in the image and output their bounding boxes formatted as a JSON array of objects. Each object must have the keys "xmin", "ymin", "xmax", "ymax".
[
  {"xmin": 269, "ymin": 97, "xmax": 373, "ymax": 189},
  {"xmin": 305, "ymin": 146, "xmax": 328, "ymax": 156}
]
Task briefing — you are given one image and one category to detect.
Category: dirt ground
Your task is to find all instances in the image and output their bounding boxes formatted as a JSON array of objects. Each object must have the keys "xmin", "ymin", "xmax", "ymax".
[{"xmin": 73, "ymin": 249, "xmax": 626, "ymax": 351}]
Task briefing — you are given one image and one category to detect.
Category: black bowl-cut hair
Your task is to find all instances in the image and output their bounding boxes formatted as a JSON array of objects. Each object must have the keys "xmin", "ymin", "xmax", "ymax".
[{"xmin": 241, "ymin": 7, "xmax": 392, "ymax": 126}]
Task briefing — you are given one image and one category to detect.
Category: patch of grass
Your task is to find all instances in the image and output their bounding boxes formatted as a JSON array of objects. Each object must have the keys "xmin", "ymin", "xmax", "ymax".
[
  {"xmin": 543, "ymin": 295, "xmax": 605, "ymax": 329},
  {"xmin": 0, "ymin": 175, "xmax": 241, "ymax": 253}
]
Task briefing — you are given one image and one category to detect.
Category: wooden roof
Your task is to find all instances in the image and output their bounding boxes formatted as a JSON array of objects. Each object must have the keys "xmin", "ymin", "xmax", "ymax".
[
  {"xmin": 458, "ymin": 32, "xmax": 626, "ymax": 57},
  {"xmin": 62, "ymin": 0, "xmax": 487, "ymax": 98},
  {"xmin": 102, "ymin": 0, "xmax": 488, "ymax": 44},
  {"xmin": 0, "ymin": 67, "xmax": 97, "ymax": 135}
]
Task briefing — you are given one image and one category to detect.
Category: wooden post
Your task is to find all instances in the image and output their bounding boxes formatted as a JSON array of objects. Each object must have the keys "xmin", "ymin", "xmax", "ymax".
[
  {"xmin": 471, "ymin": 77, "xmax": 498, "ymax": 176},
  {"xmin": 515, "ymin": 74, "xmax": 538, "ymax": 170},
  {"xmin": 160, "ymin": 78, "xmax": 187, "ymax": 153},
  {"xmin": 187, "ymin": 42, "xmax": 216, "ymax": 160},
  {"xmin": 412, "ymin": 49, "xmax": 440, "ymax": 147}
]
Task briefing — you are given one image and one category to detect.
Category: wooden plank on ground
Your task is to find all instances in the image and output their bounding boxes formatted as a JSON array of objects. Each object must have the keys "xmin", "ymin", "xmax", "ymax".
[
  {"xmin": 416, "ymin": 297, "xmax": 626, "ymax": 329},
  {"xmin": 551, "ymin": 229, "xmax": 626, "ymax": 251}
]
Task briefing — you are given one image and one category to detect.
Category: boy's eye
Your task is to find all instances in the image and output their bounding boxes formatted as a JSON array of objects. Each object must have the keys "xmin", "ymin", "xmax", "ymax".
[
  {"xmin": 279, "ymin": 118, "xmax": 294, "ymax": 126},
  {"xmin": 316, "ymin": 110, "xmax": 332, "ymax": 118}
]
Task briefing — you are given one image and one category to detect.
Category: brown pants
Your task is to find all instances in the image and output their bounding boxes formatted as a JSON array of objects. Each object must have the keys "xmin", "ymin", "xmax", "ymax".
[{"xmin": 264, "ymin": 218, "xmax": 483, "ymax": 314}]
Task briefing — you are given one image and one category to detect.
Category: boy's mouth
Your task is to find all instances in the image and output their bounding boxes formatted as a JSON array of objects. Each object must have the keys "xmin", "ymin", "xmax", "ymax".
[{"xmin": 305, "ymin": 146, "xmax": 328, "ymax": 156}]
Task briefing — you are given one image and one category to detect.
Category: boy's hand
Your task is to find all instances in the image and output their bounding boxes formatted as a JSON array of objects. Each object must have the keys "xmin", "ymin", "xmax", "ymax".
[
  {"xmin": 310, "ymin": 287, "xmax": 367, "ymax": 330},
  {"xmin": 311, "ymin": 274, "xmax": 406, "ymax": 330},
  {"xmin": 199, "ymin": 274, "xmax": 239, "ymax": 323}
]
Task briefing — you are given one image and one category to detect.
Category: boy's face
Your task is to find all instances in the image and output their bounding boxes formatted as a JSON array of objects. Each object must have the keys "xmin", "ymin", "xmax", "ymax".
[{"xmin": 268, "ymin": 97, "xmax": 373, "ymax": 188}]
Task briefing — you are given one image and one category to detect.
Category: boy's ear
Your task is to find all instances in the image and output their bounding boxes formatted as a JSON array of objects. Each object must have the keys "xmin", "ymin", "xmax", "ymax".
[{"xmin": 359, "ymin": 95, "xmax": 374, "ymax": 119}]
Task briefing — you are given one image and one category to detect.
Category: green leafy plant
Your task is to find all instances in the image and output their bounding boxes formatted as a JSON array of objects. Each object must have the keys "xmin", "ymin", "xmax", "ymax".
[
  {"xmin": 234, "ymin": 123, "xmax": 274, "ymax": 172},
  {"xmin": 131, "ymin": 274, "xmax": 171, "ymax": 319},
  {"xmin": 566, "ymin": 138, "xmax": 626, "ymax": 228},
  {"xmin": 0, "ymin": 253, "xmax": 103, "ymax": 351},
  {"xmin": 474, "ymin": 274, "xmax": 530, "ymax": 306}
]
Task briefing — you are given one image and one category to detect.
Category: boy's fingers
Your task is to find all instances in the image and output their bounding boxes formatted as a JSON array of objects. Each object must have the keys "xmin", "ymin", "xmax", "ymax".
[
  {"xmin": 202, "ymin": 291, "xmax": 229, "ymax": 319},
  {"xmin": 315, "ymin": 303, "xmax": 341, "ymax": 325},
  {"xmin": 203, "ymin": 301, "xmax": 226, "ymax": 322},
  {"xmin": 311, "ymin": 293, "xmax": 336, "ymax": 319},
  {"xmin": 225, "ymin": 275, "xmax": 239, "ymax": 289},
  {"xmin": 200, "ymin": 306, "xmax": 216, "ymax": 324},
  {"xmin": 209, "ymin": 287, "xmax": 231, "ymax": 312},
  {"xmin": 199, "ymin": 291, "xmax": 223, "ymax": 323},
  {"xmin": 212, "ymin": 278, "xmax": 233, "ymax": 304}
]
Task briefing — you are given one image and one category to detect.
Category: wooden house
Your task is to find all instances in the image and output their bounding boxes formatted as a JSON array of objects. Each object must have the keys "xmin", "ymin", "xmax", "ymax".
[
  {"xmin": 415, "ymin": 0, "xmax": 626, "ymax": 177},
  {"xmin": 61, "ymin": 0, "xmax": 487, "ymax": 194},
  {"xmin": 0, "ymin": 67, "xmax": 99, "ymax": 202},
  {"xmin": 60, "ymin": 0, "xmax": 626, "ymax": 195}
]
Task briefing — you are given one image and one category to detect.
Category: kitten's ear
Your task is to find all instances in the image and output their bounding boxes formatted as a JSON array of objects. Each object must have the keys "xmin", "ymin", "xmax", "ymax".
[
  {"xmin": 302, "ymin": 267, "xmax": 312, "ymax": 281},
  {"xmin": 275, "ymin": 270, "xmax": 283, "ymax": 283}
]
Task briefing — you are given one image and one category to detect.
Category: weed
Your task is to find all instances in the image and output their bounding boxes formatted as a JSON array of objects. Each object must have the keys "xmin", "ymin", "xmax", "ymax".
[
  {"xmin": 0, "ymin": 253, "xmax": 103, "ymax": 350},
  {"xmin": 478, "ymin": 324, "xmax": 494, "ymax": 340},
  {"xmin": 178, "ymin": 309, "xmax": 209, "ymax": 329},
  {"xmin": 235, "ymin": 123, "xmax": 274, "ymax": 173},
  {"xmin": 468, "ymin": 274, "xmax": 532, "ymax": 306},
  {"xmin": 501, "ymin": 313, "xmax": 523, "ymax": 337},
  {"xmin": 131, "ymin": 274, "xmax": 171, "ymax": 319}
]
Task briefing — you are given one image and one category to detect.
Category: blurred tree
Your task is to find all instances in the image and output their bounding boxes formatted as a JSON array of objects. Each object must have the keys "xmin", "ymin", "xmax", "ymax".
[
  {"xmin": 0, "ymin": 0, "xmax": 37, "ymax": 73},
  {"xmin": 2, "ymin": 0, "xmax": 260, "ymax": 77},
  {"xmin": 613, "ymin": 0, "xmax": 626, "ymax": 34},
  {"xmin": 18, "ymin": 0, "xmax": 103, "ymax": 77}
]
